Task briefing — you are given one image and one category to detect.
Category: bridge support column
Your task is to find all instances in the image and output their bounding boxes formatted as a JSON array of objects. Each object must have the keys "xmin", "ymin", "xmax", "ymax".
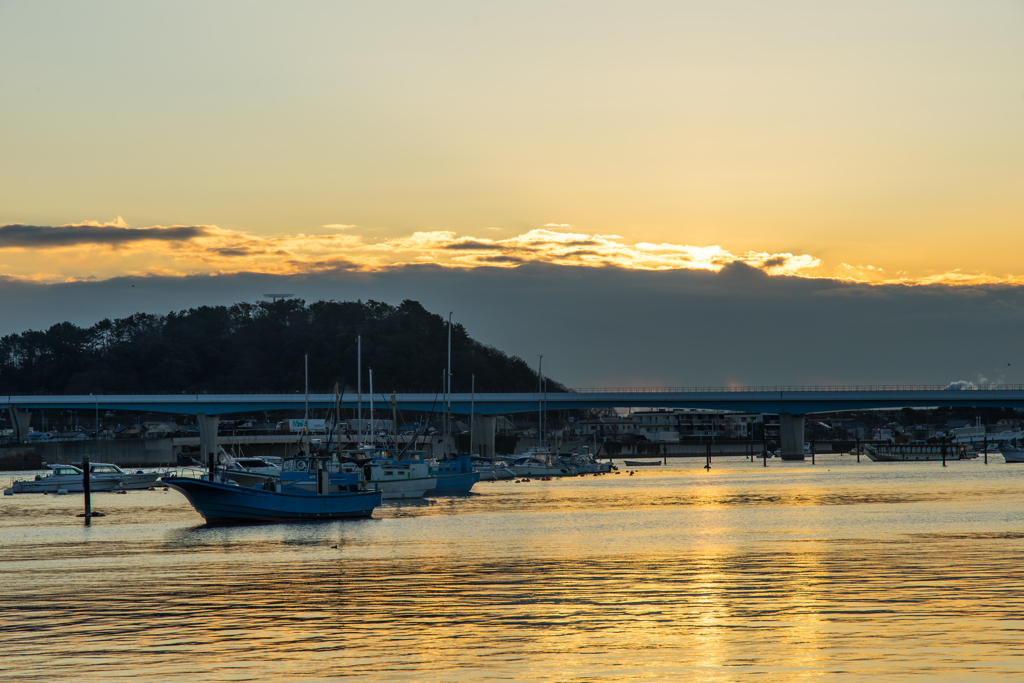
[
  {"xmin": 8, "ymin": 407, "xmax": 32, "ymax": 444},
  {"xmin": 778, "ymin": 413, "xmax": 806, "ymax": 461},
  {"xmin": 472, "ymin": 415, "xmax": 496, "ymax": 458},
  {"xmin": 196, "ymin": 414, "xmax": 220, "ymax": 466}
]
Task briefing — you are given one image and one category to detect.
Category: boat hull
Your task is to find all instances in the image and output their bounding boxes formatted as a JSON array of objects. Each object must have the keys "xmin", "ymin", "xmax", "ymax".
[
  {"xmin": 864, "ymin": 445, "xmax": 975, "ymax": 462},
  {"xmin": 513, "ymin": 465, "xmax": 575, "ymax": 477},
  {"xmin": 476, "ymin": 466, "xmax": 517, "ymax": 481},
  {"xmin": 163, "ymin": 476, "xmax": 381, "ymax": 524},
  {"xmin": 623, "ymin": 460, "xmax": 661, "ymax": 467},
  {"xmin": 11, "ymin": 477, "xmax": 119, "ymax": 493},
  {"xmin": 427, "ymin": 471, "xmax": 481, "ymax": 494},
  {"xmin": 1001, "ymin": 448, "xmax": 1024, "ymax": 463},
  {"xmin": 116, "ymin": 473, "xmax": 163, "ymax": 490},
  {"xmin": 369, "ymin": 477, "xmax": 438, "ymax": 499}
]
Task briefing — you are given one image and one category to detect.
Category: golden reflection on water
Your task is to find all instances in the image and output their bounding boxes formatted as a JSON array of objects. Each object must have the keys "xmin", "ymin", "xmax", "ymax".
[{"xmin": 3, "ymin": 457, "xmax": 1024, "ymax": 681}]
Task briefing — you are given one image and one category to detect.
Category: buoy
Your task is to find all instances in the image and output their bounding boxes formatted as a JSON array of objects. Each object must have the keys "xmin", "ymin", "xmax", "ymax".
[
  {"xmin": 147, "ymin": 487, "xmax": 155, "ymax": 491},
  {"xmin": 116, "ymin": 489, "xmax": 127, "ymax": 495},
  {"xmin": 163, "ymin": 487, "xmax": 169, "ymax": 491},
  {"xmin": 56, "ymin": 488, "xmax": 69, "ymax": 495}
]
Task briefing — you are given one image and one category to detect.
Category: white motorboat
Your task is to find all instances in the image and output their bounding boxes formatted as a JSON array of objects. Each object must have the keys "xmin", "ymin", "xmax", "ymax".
[
  {"xmin": 513, "ymin": 448, "xmax": 577, "ymax": 477},
  {"xmin": 222, "ymin": 455, "xmax": 282, "ymax": 488},
  {"xmin": 8, "ymin": 464, "xmax": 120, "ymax": 493},
  {"xmin": 570, "ymin": 449, "xmax": 611, "ymax": 473},
  {"xmin": 999, "ymin": 439, "xmax": 1024, "ymax": 463},
  {"xmin": 474, "ymin": 460, "xmax": 518, "ymax": 480},
  {"xmin": 87, "ymin": 462, "xmax": 163, "ymax": 490}
]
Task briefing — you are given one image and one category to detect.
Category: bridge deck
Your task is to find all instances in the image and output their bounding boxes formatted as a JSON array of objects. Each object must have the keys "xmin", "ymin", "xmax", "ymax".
[{"xmin": 5, "ymin": 387, "xmax": 1024, "ymax": 416}]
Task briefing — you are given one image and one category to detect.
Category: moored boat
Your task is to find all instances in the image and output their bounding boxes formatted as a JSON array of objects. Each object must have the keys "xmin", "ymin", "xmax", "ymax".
[
  {"xmin": 426, "ymin": 455, "xmax": 480, "ymax": 493},
  {"xmin": 864, "ymin": 443, "xmax": 976, "ymax": 462},
  {"xmin": 623, "ymin": 460, "xmax": 661, "ymax": 467},
  {"xmin": 8, "ymin": 464, "xmax": 120, "ymax": 493},
  {"xmin": 162, "ymin": 473, "xmax": 381, "ymax": 525},
  {"xmin": 513, "ymin": 448, "xmax": 577, "ymax": 477},
  {"xmin": 87, "ymin": 462, "xmax": 162, "ymax": 490}
]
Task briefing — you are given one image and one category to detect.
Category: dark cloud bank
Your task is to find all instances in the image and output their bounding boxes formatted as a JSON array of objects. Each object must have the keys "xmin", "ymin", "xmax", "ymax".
[
  {"xmin": 0, "ymin": 224, "xmax": 205, "ymax": 247},
  {"xmin": 1, "ymin": 263, "xmax": 1021, "ymax": 388}
]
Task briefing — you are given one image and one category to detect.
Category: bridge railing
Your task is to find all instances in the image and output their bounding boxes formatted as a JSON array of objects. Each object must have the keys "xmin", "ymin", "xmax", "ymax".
[{"xmin": 7, "ymin": 384, "xmax": 1024, "ymax": 397}]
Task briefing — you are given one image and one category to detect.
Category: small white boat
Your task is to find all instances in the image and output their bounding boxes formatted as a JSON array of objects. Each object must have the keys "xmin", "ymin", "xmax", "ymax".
[
  {"xmin": 356, "ymin": 455, "xmax": 438, "ymax": 499},
  {"xmin": 9, "ymin": 464, "xmax": 120, "ymax": 493},
  {"xmin": 87, "ymin": 462, "xmax": 163, "ymax": 490},
  {"xmin": 222, "ymin": 456, "xmax": 282, "ymax": 488},
  {"xmin": 474, "ymin": 460, "xmax": 518, "ymax": 480},
  {"xmin": 1000, "ymin": 439, "xmax": 1024, "ymax": 463},
  {"xmin": 571, "ymin": 448, "xmax": 611, "ymax": 473},
  {"xmin": 513, "ymin": 448, "xmax": 577, "ymax": 477}
]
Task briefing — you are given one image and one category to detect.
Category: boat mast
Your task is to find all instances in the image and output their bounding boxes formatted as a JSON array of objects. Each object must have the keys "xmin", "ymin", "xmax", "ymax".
[
  {"xmin": 470, "ymin": 374, "xmax": 475, "ymax": 459},
  {"xmin": 447, "ymin": 311, "xmax": 452, "ymax": 458},
  {"xmin": 538, "ymin": 355, "xmax": 543, "ymax": 453},
  {"xmin": 304, "ymin": 353, "xmax": 309, "ymax": 454},
  {"xmin": 357, "ymin": 335, "xmax": 362, "ymax": 444},
  {"xmin": 369, "ymin": 368, "xmax": 374, "ymax": 448},
  {"xmin": 391, "ymin": 391, "xmax": 398, "ymax": 453}
]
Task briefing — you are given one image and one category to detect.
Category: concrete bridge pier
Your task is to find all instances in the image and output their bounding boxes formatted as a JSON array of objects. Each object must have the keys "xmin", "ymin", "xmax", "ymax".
[
  {"xmin": 7, "ymin": 407, "xmax": 33, "ymax": 444},
  {"xmin": 471, "ymin": 414, "xmax": 496, "ymax": 458},
  {"xmin": 778, "ymin": 412, "xmax": 806, "ymax": 461},
  {"xmin": 196, "ymin": 414, "xmax": 220, "ymax": 466}
]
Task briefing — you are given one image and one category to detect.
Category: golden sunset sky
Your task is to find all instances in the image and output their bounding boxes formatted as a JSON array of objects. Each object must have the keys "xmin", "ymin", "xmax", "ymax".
[{"xmin": 1, "ymin": 1, "xmax": 1021, "ymax": 285}]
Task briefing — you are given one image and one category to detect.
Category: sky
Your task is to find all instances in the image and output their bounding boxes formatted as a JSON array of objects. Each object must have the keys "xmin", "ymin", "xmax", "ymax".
[{"xmin": 0, "ymin": 1, "xmax": 1021, "ymax": 386}]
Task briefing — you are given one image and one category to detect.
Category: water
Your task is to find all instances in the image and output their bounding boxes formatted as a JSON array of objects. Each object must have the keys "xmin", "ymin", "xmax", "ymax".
[{"xmin": 3, "ymin": 455, "xmax": 1024, "ymax": 682}]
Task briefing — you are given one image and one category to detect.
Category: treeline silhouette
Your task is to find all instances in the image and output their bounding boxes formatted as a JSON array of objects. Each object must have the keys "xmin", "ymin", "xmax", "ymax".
[{"xmin": 0, "ymin": 299, "xmax": 562, "ymax": 396}]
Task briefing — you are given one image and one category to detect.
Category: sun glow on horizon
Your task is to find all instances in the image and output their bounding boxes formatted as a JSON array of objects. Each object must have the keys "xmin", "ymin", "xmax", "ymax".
[{"xmin": 0, "ymin": 218, "xmax": 1020, "ymax": 288}]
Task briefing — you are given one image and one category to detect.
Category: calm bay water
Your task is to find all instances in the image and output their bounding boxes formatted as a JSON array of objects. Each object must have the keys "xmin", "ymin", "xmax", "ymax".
[{"xmin": 3, "ymin": 455, "xmax": 1024, "ymax": 682}]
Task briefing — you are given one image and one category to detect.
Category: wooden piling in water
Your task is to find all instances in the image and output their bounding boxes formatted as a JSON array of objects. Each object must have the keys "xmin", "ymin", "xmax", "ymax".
[{"xmin": 81, "ymin": 456, "xmax": 91, "ymax": 525}]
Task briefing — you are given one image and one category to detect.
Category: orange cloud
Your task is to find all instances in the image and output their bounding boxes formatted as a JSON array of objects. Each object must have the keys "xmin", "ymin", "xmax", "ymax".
[{"xmin": 1, "ymin": 219, "xmax": 1020, "ymax": 287}]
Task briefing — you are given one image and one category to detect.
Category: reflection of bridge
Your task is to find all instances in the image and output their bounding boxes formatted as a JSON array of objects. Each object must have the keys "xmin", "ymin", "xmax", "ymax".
[{"xmin": 7, "ymin": 386, "xmax": 1024, "ymax": 460}]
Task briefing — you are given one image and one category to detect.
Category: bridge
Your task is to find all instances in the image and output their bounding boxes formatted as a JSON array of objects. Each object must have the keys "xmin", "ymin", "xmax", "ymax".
[{"xmin": 6, "ymin": 386, "xmax": 1024, "ymax": 460}]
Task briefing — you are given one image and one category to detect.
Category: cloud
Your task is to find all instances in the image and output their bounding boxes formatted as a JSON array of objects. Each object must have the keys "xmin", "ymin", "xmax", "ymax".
[
  {"xmin": 442, "ymin": 240, "xmax": 509, "ymax": 251},
  {"xmin": 322, "ymin": 224, "xmax": 356, "ymax": 230},
  {"xmin": 1, "ymin": 219, "xmax": 1019, "ymax": 289},
  {"xmin": 0, "ymin": 223, "xmax": 207, "ymax": 248}
]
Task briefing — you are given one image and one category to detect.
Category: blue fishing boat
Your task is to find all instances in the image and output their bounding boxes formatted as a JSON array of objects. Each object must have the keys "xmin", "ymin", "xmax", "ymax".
[
  {"xmin": 427, "ymin": 455, "xmax": 480, "ymax": 493},
  {"xmin": 163, "ymin": 466, "xmax": 381, "ymax": 524}
]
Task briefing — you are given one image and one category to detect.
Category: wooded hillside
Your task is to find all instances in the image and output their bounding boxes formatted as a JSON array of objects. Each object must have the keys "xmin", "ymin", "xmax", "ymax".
[{"xmin": 0, "ymin": 299, "xmax": 562, "ymax": 396}]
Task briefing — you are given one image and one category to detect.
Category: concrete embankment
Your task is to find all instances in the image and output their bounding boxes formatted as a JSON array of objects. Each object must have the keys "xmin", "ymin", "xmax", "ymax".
[{"xmin": 1, "ymin": 439, "xmax": 176, "ymax": 469}]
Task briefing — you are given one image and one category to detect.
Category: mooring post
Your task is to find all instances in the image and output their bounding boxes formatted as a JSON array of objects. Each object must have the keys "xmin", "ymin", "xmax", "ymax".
[
  {"xmin": 762, "ymin": 444, "xmax": 767, "ymax": 467},
  {"xmin": 984, "ymin": 435, "xmax": 988, "ymax": 465},
  {"xmin": 811, "ymin": 441, "xmax": 815, "ymax": 465},
  {"xmin": 942, "ymin": 437, "xmax": 947, "ymax": 468},
  {"xmin": 856, "ymin": 438, "xmax": 861, "ymax": 463},
  {"xmin": 81, "ymin": 456, "xmax": 91, "ymax": 526},
  {"xmin": 705, "ymin": 440, "xmax": 711, "ymax": 471}
]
